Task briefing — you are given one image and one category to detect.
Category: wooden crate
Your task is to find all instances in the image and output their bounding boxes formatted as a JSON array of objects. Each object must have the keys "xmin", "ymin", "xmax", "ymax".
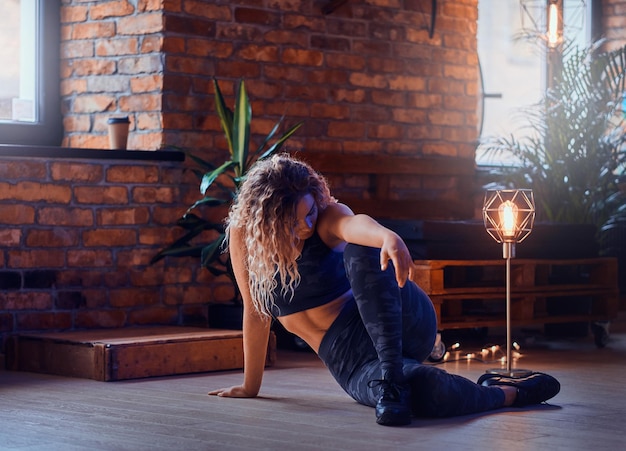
[
  {"xmin": 6, "ymin": 326, "xmax": 276, "ymax": 381},
  {"xmin": 412, "ymin": 258, "xmax": 620, "ymax": 330}
]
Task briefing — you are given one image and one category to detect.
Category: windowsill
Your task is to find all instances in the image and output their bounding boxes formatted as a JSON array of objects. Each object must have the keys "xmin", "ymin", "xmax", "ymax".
[{"xmin": 0, "ymin": 144, "xmax": 185, "ymax": 162}]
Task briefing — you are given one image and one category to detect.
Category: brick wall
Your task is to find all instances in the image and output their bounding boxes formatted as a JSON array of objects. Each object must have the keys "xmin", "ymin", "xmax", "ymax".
[
  {"xmin": 61, "ymin": 0, "xmax": 164, "ymax": 150},
  {"xmin": 61, "ymin": 0, "xmax": 480, "ymax": 161},
  {"xmin": 602, "ymin": 0, "xmax": 626, "ymax": 50},
  {"xmin": 0, "ymin": 152, "xmax": 235, "ymax": 351}
]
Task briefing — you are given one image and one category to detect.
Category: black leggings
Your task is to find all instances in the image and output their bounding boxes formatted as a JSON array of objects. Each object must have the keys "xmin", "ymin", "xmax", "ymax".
[{"xmin": 317, "ymin": 244, "xmax": 505, "ymax": 418}]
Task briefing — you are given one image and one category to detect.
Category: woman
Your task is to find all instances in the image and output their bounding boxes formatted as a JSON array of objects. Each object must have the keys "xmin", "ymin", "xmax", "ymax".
[{"xmin": 209, "ymin": 154, "xmax": 560, "ymax": 426}]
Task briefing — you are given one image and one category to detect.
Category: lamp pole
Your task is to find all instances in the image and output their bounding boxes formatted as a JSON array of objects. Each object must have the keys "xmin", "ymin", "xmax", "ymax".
[{"xmin": 483, "ymin": 189, "xmax": 535, "ymax": 378}]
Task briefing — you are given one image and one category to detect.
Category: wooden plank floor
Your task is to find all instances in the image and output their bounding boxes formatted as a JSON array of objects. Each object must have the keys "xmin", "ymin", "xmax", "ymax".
[{"xmin": 2, "ymin": 316, "xmax": 626, "ymax": 451}]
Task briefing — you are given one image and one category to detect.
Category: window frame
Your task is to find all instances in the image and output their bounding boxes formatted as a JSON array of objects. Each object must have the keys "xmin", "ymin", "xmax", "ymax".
[{"xmin": 0, "ymin": 0, "xmax": 61, "ymax": 146}]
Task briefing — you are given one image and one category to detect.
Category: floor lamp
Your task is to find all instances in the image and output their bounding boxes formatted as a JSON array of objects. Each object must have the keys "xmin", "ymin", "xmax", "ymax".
[{"xmin": 483, "ymin": 189, "xmax": 536, "ymax": 377}]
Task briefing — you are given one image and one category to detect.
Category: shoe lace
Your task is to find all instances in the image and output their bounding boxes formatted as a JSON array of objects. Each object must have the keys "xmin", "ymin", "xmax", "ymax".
[{"xmin": 367, "ymin": 379, "xmax": 402, "ymax": 401}]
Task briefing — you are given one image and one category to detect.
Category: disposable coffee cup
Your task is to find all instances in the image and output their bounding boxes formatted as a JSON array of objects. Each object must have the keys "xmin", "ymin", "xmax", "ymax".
[{"xmin": 107, "ymin": 116, "xmax": 130, "ymax": 150}]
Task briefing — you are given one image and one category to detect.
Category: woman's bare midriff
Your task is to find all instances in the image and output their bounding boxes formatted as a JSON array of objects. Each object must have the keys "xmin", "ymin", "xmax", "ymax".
[{"xmin": 277, "ymin": 289, "xmax": 353, "ymax": 353}]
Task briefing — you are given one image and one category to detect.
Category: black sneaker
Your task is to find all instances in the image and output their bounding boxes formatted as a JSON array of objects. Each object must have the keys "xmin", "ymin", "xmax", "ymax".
[
  {"xmin": 477, "ymin": 372, "xmax": 561, "ymax": 407},
  {"xmin": 368, "ymin": 379, "xmax": 412, "ymax": 426}
]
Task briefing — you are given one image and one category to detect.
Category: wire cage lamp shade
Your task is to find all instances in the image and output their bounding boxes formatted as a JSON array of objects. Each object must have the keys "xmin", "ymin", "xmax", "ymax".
[{"xmin": 483, "ymin": 189, "xmax": 536, "ymax": 247}]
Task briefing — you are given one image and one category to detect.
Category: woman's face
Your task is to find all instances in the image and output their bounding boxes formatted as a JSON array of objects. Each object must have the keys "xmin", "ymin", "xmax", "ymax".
[{"xmin": 294, "ymin": 194, "xmax": 318, "ymax": 241}]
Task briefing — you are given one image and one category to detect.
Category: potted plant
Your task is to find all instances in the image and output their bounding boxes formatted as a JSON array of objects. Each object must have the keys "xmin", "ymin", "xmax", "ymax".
[
  {"xmin": 480, "ymin": 42, "xmax": 626, "ymax": 340},
  {"xmin": 151, "ymin": 79, "xmax": 303, "ymax": 327},
  {"xmin": 481, "ymin": 42, "xmax": 626, "ymax": 241}
]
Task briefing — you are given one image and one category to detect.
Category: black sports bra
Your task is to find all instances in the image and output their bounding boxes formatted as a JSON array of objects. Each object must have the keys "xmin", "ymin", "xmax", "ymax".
[{"xmin": 270, "ymin": 232, "xmax": 351, "ymax": 317}]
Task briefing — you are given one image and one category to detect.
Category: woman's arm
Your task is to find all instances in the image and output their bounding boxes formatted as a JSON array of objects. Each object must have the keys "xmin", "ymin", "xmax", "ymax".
[
  {"xmin": 318, "ymin": 203, "xmax": 417, "ymax": 287},
  {"xmin": 208, "ymin": 226, "xmax": 271, "ymax": 398}
]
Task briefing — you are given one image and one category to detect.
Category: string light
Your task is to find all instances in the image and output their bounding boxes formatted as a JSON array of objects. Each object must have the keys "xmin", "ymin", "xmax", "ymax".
[{"xmin": 428, "ymin": 340, "xmax": 525, "ymax": 367}]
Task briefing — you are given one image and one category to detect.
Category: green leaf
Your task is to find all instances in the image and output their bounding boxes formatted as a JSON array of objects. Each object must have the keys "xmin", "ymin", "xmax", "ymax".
[
  {"xmin": 232, "ymin": 80, "xmax": 251, "ymax": 176},
  {"xmin": 201, "ymin": 234, "xmax": 226, "ymax": 268},
  {"xmin": 257, "ymin": 121, "xmax": 304, "ymax": 161},
  {"xmin": 200, "ymin": 160, "xmax": 237, "ymax": 194},
  {"xmin": 213, "ymin": 79, "xmax": 234, "ymax": 155}
]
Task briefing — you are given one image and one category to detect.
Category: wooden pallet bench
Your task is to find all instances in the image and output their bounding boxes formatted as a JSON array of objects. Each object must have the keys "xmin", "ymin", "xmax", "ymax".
[
  {"xmin": 411, "ymin": 258, "xmax": 620, "ymax": 330},
  {"xmin": 7, "ymin": 326, "xmax": 276, "ymax": 381}
]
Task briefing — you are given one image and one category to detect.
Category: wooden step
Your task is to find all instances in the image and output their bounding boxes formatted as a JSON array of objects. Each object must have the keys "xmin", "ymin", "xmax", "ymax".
[{"xmin": 6, "ymin": 326, "xmax": 276, "ymax": 381}]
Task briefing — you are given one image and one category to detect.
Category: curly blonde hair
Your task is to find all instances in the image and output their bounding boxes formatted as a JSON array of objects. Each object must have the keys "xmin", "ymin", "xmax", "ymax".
[{"xmin": 226, "ymin": 153, "xmax": 334, "ymax": 317}]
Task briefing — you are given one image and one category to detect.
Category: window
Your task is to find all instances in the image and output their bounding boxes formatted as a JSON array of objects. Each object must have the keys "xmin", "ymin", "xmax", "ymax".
[
  {"xmin": 476, "ymin": 0, "xmax": 592, "ymax": 165},
  {"xmin": 0, "ymin": 0, "xmax": 61, "ymax": 146}
]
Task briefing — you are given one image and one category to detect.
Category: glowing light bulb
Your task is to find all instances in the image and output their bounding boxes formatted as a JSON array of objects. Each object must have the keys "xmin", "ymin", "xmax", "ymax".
[
  {"xmin": 498, "ymin": 200, "xmax": 518, "ymax": 239},
  {"xmin": 547, "ymin": 3, "xmax": 559, "ymax": 48}
]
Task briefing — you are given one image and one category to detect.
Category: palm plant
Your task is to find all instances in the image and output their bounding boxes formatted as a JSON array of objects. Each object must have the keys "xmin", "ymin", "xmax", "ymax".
[
  {"xmin": 481, "ymin": 43, "xmax": 626, "ymax": 234},
  {"xmin": 151, "ymin": 79, "xmax": 303, "ymax": 297}
]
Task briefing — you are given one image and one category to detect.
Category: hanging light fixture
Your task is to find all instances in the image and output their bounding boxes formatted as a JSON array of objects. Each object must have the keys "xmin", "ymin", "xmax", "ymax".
[
  {"xmin": 546, "ymin": 0, "xmax": 561, "ymax": 48},
  {"xmin": 519, "ymin": 0, "xmax": 586, "ymax": 47},
  {"xmin": 483, "ymin": 189, "xmax": 535, "ymax": 377}
]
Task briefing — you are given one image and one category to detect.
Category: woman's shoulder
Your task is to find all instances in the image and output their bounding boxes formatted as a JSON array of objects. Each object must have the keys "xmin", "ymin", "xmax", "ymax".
[
  {"xmin": 320, "ymin": 201, "xmax": 353, "ymax": 218},
  {"xmin": 317, "ymin": 202, "xmax": 353, "ymax": 251}
]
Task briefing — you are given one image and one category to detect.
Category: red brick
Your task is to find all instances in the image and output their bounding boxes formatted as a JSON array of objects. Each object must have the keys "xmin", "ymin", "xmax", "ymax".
[
  {"xmin": 131, "ymin": 74, "xmax": 162, "ymax": 93},
  {"xmin": 60, "ymin": 79, "xmax": 89, "ymax": 96},
  {"xmin": 428, "ymin": 110, "xmax": 466, "ymax": 127},
  {"xmin": 106, "ymin": 165, "xmax": 159, "ymax": 183},
  {"xmin": 97, "ymin": 207, "xmax": 150, "ymax": 225},
  {"xmin": 38, "ymin": 207, "xmax": 94, "ymax": 227},
  {"xmin": 119, "ymin": 93, "xmax": 162, "ymax": 112},
  {"xmin": 117, "ymin": 248, "xmax": 159, "ymax": 266},
  {"xmin": 0, "ymin": 182, "xmax": 72, "ymax": 203},
  {"xmin": 69, "ymin": 59, "xmax": 117, "ymax": 77},
  {"xmin": 128, "ymin": 306, "xmax": 179, "ymax": 325},
  {"xmin": 75, "ymin": 94, "xmax": 117, "ymax": 113},
  {"xmin": 234, "ymin": 7, "xmax": 280, "ymax": 26},
  {"xmin": 128, "ymin": 132, "xmax": 163, "ymax": 150},
  {"xmin": 141, "ymin": 35, "xmax": 163, "ymax": 53},
  {"xmin": 237, "ymin": 44, "xmax": 279, "ymax": 62},
  {"xmin": 137, "ymin": 227, "xmax": 180, "ymax": 246},
  {"xmin": 132, "ymin": 186, "xmax": 178, "ymax": 203},
  {"xmin": 110, "ymin": 288, "xmax": 159, "ymax": 307},
  {"xmin": 117, "ymin": 13, "xmax": 163, "ymax": 35},
  {"xmin": 82, "ymin": 289, "xmax": 109, "ymax": 309},
  {"xmin": 82, "ymin": 229, "xmax": 137, "ymax": 247},
  {"xmin": 0, "ymin": 205, "xmax": 35, "ymax": 225},
  {"xmin": 310, "ymin": 103, "xmax": 350, "ymax": 119},
  {"xmin": 184, "ymin": 1, "xmax": 231, "ymax": 20},
  {"xmin": 0, "ymin": 161, "xmax": 47, "ymax": 179},
  {"xmin": 71, "ymin": 22, "xmax": 116, "ymax": 40},
  {"xmin": 75, "ymin": 186, "xmax": 129, "ymax": 204},
  {"xmin": 264, "ymin": 29, "xmax": 309, "ymax": 46},
  {"xmin": 327, "ymin": 122, "xmax": 366, "ymax": 139},
  {"xmin": 67, "ymin": 249, "xmax": 114, "ymax": 267},
  {"xmin": 163, "ymin": 286, "xmax": 212, "ymax": 305},
  {"xmin": 283, "ymin": 13, "xmax": 325, "ymax": 31},
  {"xmin": 90, "ymin": 0, "xmax": 135, "ymax": 20},
  {"xmin": 281, "ymin": 48, "xmax": 324, "ymax": 66},
  {"xmin": 136, "ymin": 112, "xmax": 162, "ymax": 130},
  {"xmin": 8, "ymin": 250, "xmax": 66, "ymax": 269},
  {"xmin": 61, "ymin": 5, "xmax": 89, "ymax": 23},
  {"xmin": 75, "ymin": 310, "xmax": 127, "ymax": 329},
  {"xmin": 139, "ymin": 0, "xmax": 163, "ymax": 13},
  {"xmin": 0, "ymin": 292, "xmax": 53, "ymax": 310},
  {"xmin": 0, "ymin": 229, "xmax": 21, "ymax": 246},
  {"xmin": 16, "ymin": 312, "xmax": 73, "ymax": 331},
  {"xmin": 96, "ymin": 37, "xmax": 139, "ymax": 56},
  {"xmin": 51, "ymin": 162, "xmax": 104, "ymax": 182},
  {"xmin": 26, "ymin": 229, "xmax": 79, "ymax": 248},
  {"xmin": 62, "ymin": 40, "xmax": 94, "ymax": 59},
  {"xmin": 367, "ymin": 124, "xmax": 404, "ymax": 139}
]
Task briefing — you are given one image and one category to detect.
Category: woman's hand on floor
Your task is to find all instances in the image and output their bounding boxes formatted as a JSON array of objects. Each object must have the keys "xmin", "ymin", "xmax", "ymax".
[{"xmin": 208, "ymin": 385, "xmax": 257, "ymax": 398}]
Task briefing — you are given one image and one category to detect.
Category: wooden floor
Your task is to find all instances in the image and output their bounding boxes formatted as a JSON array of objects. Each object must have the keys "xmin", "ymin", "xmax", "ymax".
[{"xmin": 2, "ymin": 316, "xmax": 626, "ymax": 451}]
